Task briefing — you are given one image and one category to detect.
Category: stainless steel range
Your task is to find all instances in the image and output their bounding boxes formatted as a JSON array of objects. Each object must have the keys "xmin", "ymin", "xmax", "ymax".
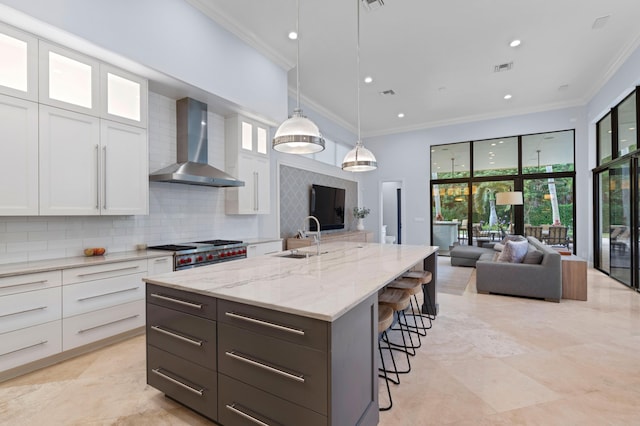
[{"xmin": 148, "ymin": 239, "xmax": 247, "ymax": 270}]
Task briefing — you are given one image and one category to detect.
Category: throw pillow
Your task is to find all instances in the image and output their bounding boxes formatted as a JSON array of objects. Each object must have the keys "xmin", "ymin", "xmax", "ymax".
[
  {"xmin": 497, "ymin": 239, "xmax": 529, "ymax": 263},
  {"xmin": 493, "ymin": 243, "xmax": 505, "ymax": 252},
  {"xmin": 500, "ymin": 234, "xmax": 526, "ymax": 245},
  {"xmin": 523, "ymin": 249, "xmax": 544, "ymax": 264}
]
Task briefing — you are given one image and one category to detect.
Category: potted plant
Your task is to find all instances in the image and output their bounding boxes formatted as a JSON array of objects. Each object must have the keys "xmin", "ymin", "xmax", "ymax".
[{"xmin": 353, "ymin": 207, "xmax": 370, "ymax": 231}]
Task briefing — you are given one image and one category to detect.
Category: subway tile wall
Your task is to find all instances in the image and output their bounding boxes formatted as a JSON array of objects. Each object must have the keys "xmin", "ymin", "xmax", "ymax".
[{"xmin": 0, "ymin": 92, "xmax": 258, "ymax": 265}]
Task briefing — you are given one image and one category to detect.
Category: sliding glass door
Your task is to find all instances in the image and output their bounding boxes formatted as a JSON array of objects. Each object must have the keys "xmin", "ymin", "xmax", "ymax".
[{"xmin": 609, "ymin": 161, "xmax": 632, "ymax": 286}]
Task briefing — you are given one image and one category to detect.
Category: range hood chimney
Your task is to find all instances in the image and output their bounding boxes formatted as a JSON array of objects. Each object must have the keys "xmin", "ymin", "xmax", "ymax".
[{"xmin": 149, "ymin": 97, "xmax": 244, "ymax": 187}]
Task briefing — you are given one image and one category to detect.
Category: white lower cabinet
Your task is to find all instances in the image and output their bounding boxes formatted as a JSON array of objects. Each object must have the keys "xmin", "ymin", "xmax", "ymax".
[
  {"xmin": 0, "ymin": 321, "xmax": 62, "ymax": 372},
  {"xmin": 0, "ymin": 286, "xmax": 62, "ymax": 334},
  {"xmin": 63, "ymin": 300, "xmax": 145, "ymax": 350},
  {"xmin": 246, "ymin": 240, "xmax": 283, "ymax": 258},
  {"xmin": 147, "ymin": 256, "xmax": 173, "ymax": 275}
]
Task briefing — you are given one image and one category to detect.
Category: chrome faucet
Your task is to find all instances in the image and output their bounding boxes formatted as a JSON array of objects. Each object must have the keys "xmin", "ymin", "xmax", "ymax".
[{"xmin": 303, "ymin": 216, "xmax": 321, "ymax": 255}]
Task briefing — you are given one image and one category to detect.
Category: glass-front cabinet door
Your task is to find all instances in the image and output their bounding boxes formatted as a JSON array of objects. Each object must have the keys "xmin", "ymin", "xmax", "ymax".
[{"xmin": 0, "ymin": 22, "xmax": 38, "ymax": 101}]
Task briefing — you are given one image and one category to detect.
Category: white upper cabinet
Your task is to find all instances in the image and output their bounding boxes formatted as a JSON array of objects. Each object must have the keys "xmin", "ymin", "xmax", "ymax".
[
  {"xmin": 39, "ymin": 41, "xmax": 100, "ymax": 115},
  {"xmin": 0, "ymin": 23, "xmax": 38, "ymax": 101},
  {"xmin": 0, "ymin": 95, "xmax": 39, "ymax": 215},
  {"xmin": 100, "ymin": 64, "xmax": 148, "ymax": 128},
  {"xmin": 225, "ymin": 115, "xmax": 271, "ymax": 215}
]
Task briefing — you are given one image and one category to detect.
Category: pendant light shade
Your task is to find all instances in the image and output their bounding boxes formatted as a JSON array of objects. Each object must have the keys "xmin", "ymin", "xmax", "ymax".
[
  {"xmin": 342, "ymin": 0, "xmax": 377, "ymax": 172},
  {"xmin": 272, "ymin": 0, "xmax": 325, "ymax": 155},
  {"xmin": 273, "ymin": 108, "xmax": 325, "ymax": 154},
  {"xmin": 342, "ymin": 141, "xmax": 377, "ymax": 171}
]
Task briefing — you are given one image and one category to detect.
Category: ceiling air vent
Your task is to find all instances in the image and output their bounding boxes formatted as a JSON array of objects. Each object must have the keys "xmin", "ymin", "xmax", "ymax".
[
  {"xmin": 361, "ymin": 0, "xmax": 384, "ymax": 11},
  {"xmin": 379, "ymin": 89, "xmax": 396, "ymax": 96},
  {"xmin": 493, "ymin": 62, "xmax": 513, "ymax": 73}
]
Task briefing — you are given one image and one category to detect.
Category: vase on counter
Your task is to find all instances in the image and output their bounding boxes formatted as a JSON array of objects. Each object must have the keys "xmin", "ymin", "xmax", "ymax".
[{"xmin": 357, "ymin": 218, "xmax": 365, "ymax": 231}]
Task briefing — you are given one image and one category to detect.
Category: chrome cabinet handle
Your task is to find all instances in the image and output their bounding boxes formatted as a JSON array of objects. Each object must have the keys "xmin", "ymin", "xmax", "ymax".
[
  {"xmin": 225, "ymin": 312, "xmax": 305, "ymax": 336},
  {"xmin": 149, "ymin": 293, "xmax": 203, "ymax": 309},
  {"xmin": 0, "ymin": 305, "xmax": 47, "ymax": 318},
  {"xmin": 103, "ymin": 145, "xmax": 107, "ymax": 210},
  {"xmin": 154, "ymin": 258, "xmax": 169, "ymax": 263},
  {"xmin": 150, "ymin": 325, "xmax": 203, "ymax": 346},
  {"xmin": 76, "ymin": 286, "xmax": 139, "ymax": 301},
  {"xmin": 0, "ymin": 279, "xmax": 48, "ymax": 290},
  {"xmin": 151, "ymin": 368, "xmax": 204, "ymax": 396},
  {"xmin": 225, "ymin": 350, "xmax": 305, "ymax": 383},
  {"xmin": 76, "ymin": 265, "xmax": 140, "ymax": 277},
  {"xmin": 254, "ymin": 171, "xmax": 258, "ymax": 211},
  {"xmin": 226, "ymin": 403, "xmax": 271, "ymax": 426},
  {"xmin": 95, "ymin": 144, "xmax": 100, "ymax": 210},
  {"xmin": 77, "ymin": 314, "xmax": 139, "ymax": 333},
  {"xmin": 0, "ymin": 340, "xmax": 48, "ymax": 357}
]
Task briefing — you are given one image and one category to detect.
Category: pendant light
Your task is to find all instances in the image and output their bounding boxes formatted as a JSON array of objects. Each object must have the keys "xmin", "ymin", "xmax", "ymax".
[
  {"xmin": 342, "ymin": 0, "xmax": 377, "ymax": 172},
  {"xmin": 273, "ymin": 0, "xmax": 325, "ymax": 154}
]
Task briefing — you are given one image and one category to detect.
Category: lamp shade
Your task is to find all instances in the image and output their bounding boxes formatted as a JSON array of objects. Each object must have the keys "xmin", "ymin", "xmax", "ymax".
[
  {"xmin": 273, "ymin": 108, "xmax": 325, "ymax": 154},
  {"xmin": 495, "ymin": 191, "xmax": 523, "ymax": 205},
  {"xmin": 342, "ymin": 142, "xmax": 377, "ymax": 171}
]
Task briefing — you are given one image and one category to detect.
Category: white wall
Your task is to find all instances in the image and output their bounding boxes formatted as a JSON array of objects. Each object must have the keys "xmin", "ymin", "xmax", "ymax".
[{"xmin": 0, "ymin": 92, "xmax": 261, "ymax": 265}]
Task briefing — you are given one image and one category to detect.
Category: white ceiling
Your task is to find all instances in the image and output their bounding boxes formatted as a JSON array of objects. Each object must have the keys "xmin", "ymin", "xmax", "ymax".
[{"xmin": 187, "ymin": 0, "xmax": 640, "ymax": 138}]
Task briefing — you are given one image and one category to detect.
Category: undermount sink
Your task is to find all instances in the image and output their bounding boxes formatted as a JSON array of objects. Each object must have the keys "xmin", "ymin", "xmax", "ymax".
[{"xmin": 278, "ymin": 253, "xmax": 311, "ymax": 259}]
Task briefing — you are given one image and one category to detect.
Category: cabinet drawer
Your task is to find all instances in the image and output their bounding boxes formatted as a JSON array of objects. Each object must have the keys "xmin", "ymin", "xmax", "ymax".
[
  {"xmin": 147, "ymin": 256, "xmax": 173, "ymax": 275},
  {"xmin": 218, "ymin": 299, "xmax": 327, "ymax": 351},
  {"xmin": 0, "ymin": 320, "xmax": 61, "ymax": 373},
  {"xmin": 218, "ymin": 323, "xmax": 327, "ymax": 415},
  {"xmin": 146, "ymin": 284, "xmax": 216, "ymax": 320},
  {"xmin": 63, "ymin": 259, "xmax": 147, "ymax": 285},
  {"xmin": 146, "ymin": 303, "xmax": 216, "ymax": 369},
  {"xmin": 218, "ymin": 374, "xmax": 326, "ymax": 426},
  {"xmin": 62, "ymin": 272, "xmax": 145, "ymax": 317},
  {"xmin": 62, "ymin": 299, "xmax": 144, "ymax": 350},
  {"xmin": 0, "ymin": 270, "xmax": 61, "ymax": 297},
  {"xmin": 0, "ymin": 287, "xmax": 61, "ymax": 334},
  {"xmin": 147, "ymin": 345, "xmax": 217, "ymax": 421}
]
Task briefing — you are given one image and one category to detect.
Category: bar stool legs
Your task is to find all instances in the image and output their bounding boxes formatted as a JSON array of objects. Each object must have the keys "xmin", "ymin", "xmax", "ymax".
[{"xmin": 378, "ymin": 304, "xmax": 398, "ymax": 411}]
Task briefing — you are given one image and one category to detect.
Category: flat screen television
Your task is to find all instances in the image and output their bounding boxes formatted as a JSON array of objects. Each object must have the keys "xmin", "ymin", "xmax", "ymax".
[{"xmin": 309, "ymin": 184, "xmax": 346, "ymax": 231}]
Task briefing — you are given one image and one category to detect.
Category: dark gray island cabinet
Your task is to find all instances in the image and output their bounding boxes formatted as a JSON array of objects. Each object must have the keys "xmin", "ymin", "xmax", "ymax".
[
  {"xmin": 146, "ymin": 284, "xmax": 378, "ymax": 426},
  {"xmin": 144, "ymin": 241, "xmax": 438, "ymax": 426}
]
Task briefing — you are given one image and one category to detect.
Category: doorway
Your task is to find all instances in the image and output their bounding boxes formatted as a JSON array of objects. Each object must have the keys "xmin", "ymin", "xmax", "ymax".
[{"xmin": 381, "ymin": 181, "xmax": 403, "ymax": 244}]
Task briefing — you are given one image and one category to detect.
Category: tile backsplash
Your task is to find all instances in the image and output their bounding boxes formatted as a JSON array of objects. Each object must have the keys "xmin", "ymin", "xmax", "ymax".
[{"xmin": 0, "ymin": 92, "xmax": 258, "ymax": 265}]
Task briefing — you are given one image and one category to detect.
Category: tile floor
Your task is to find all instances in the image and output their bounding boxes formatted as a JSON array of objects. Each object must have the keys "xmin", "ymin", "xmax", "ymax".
[{"xmin": 1, "ymin": 258, "xmax": 639, "ymax": 425}]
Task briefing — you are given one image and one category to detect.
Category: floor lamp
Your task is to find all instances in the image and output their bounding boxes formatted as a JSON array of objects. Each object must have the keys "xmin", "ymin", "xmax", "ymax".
[{"xmin": 495, "ymin": 191, "xmax": 523, "ymax": 235}]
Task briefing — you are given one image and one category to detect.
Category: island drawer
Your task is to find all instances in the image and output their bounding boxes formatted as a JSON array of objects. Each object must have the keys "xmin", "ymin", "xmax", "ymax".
[
  {"xmin": 147, "ymin": 345, "xmax": 217, "ymax": 421},
  {"xmin": 146, "ymin": 284, "xmax": 216, "ymax": 320},
  {"xmin": 218, "ymin": 299, "xmax": 327, "ymax": 351},
  {"xmin": 218, "ymin": 373, "xmax": 326, "ymax": 426},
  {"xmin": 147, "ymin": 303, "xmax": 216, "ymax": 369},
  {"xmin": 218, "ymin": 322, "xmax": 327, "ymax": 415}
]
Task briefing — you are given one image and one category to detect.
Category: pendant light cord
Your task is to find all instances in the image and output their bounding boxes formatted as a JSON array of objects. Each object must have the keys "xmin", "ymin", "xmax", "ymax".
[
  {"xmin": 296, "ymin": 0, "xmax": 301, "ymax": 110},
  {"xmin": 356, "ymin": 0, "xmax": 361, "ymax": 145}
]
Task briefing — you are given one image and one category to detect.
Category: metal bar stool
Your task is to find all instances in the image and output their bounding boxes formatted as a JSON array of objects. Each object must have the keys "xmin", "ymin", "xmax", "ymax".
[
  {"xmin": 378, "ymin": 288, "xmax": 416, "ymax": 373},
  {"xmin": 378, "ymin": 303, "xmax": 398, "ymax": 411},
  {"xmin": 401, "ymin": 270, "xmax": 435, "ymax": 322}
]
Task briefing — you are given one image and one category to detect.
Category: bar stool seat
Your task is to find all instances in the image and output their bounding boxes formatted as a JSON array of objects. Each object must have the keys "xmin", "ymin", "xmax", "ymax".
[
  {"xmin": 378, "ymin": 288, "xmax": 411, "ymax": 311},
  {"xmin": 379, "ymin": 288, "xmax": 416, "ymax": 370},
  {"xmin": 388, "ymin": 278, "xmax": 431, "ymax": 334},
  {"xmin": 401, "ymin": 270, "xmax": 435, "ymax": 320}
]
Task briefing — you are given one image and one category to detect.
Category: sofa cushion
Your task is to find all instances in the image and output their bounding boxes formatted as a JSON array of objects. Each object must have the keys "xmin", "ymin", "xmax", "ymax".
[
  {"xmin": 498, "ymin": 239, "xmax": 529, "ymax": 263},
  {"xmin": 493, "ymin": 242, "xmax": 505, "ymax": 252},
  {"xmin": 500, "ymin": 235, "xmax": 526, "ymax": 245},
  {"xmin": 523, "ymin": 249, "xmax": 544, "ymax": 264}
]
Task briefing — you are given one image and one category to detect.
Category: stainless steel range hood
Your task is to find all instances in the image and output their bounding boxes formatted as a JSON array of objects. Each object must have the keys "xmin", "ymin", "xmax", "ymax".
[{"xmin": 149, "ymin": 97, "xmax": 244, "ymax": 187}]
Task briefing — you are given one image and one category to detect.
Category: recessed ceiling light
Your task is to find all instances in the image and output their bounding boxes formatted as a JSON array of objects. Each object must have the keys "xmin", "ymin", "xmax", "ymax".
[
  {"xmin": 509, "ymin": 39, "xmax": 521, "ymax": 48},
  {"xmin": 504, "ymin": 94, "xmax": 512, "ymax": 100},
  {"xmin": 397, "ymin": 113, "xmax": 405, "ymax": 118},
  {"xmin": 431, "ymin": 149, "xmax": 435, "ymax": 152},
  {"xmin": 499, "ymin": 140, "xmax": 504, "ymax": 143},
  {"xmin": 364, "ymin": 76, "xmax": 373, "ymax": 84},
  {"xmin": 608, "ymin": 130, "xmax": 612, "ymax": 134},
  {"xmin": 288, "ymin": 31, "xmax": 298, "ymax": 40},
  {"xmin": 630, "ymin": 127, "xmax": 636, "ymax": 131},
  {"xmin": 490, "ymin": 161, "xmax": 495, "ymax": 165},
  {"xmin": 491, "ymin": 142, "xmax": 496, "ymax": 146}
]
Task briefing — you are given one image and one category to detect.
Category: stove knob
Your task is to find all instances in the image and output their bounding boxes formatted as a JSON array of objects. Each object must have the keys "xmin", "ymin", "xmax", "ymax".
[
  {"xmin": 220, "ymin": 252, "xmax": 226, "ymax": 258},
  {"xmin": 231, "ymin": 250, "xmax": 237, "ymax": 256},
  {"xmin": 208, "ymin": 254, "xmax": 214, "ymax": 260},
  {"xmin": 186, "ymin": 257, "xmax": 192, "ymax": 263},
  {"xmin": 197, "ymin": 256, "xmax": 203, "ymax": 262}
]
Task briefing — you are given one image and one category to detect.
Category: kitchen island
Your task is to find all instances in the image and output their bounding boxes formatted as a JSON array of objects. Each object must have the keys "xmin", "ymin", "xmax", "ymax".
[{"xmin": 144, "ymin": 241, "xmax": 438, "ymax": 425}]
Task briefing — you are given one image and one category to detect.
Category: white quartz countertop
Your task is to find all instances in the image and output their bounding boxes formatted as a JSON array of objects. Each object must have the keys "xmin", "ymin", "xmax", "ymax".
[
  {"xmin": 144, "ymin": 242, "xmax": 438, "ymax": 322},
  {"xmin": 0, "ymin": 250, "xmax": 172, "ymax": 278}
]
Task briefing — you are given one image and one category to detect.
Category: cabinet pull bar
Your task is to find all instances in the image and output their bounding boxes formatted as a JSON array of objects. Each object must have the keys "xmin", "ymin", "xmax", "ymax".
[
  {"xmin": 0, "ymin": 279, "xmax": 47, "ymax": 290},
  {"xmin": 95, "ymin": 144, "xmax": 100, "ymax": 210},
  {"xmin": 77, "ymin": 314, "xmax": 139, "ymax": 333},
  {"xmin": 225, "ymin": 350, "xmax": 305, "ymax": 383},
  {"xmin": 77, "ymin": 286, "xmax": 139, "ymax": 301},
  {"xmin": 0, "ymin": 305, "xmax": 47, "ymax": 318},
  {"xmin": 154, "ymin": 258, "xmax": 169, "ymax": 263},
  {"xmin": 151, "ymin": 368, "xmax": 204, "ymax": 396},
  {"xmin": 226, "ymin": 403, "xmax": 271, "ymax": 426},
  {"xmin": 103, "ymin": 146, "xmax": 107, "ymax": 210},
  {"xmin": 149, "ymin": 293, "xmax": 203, "ymax": 309},
  {"xmin": 150, "ymin": 325, "xmax": 203, "ymax": 346},
  {"xmin": 225, "ymin": 312, "xmax": 305, "ymax": 336},
  {"xmin": 0, "ymin": 340, "xmax": 48, "ymax": 357},
  {"xmin": 254, "ymin": 171, "xmax": 259, "ymax": 211},
  {"xmin": 76, "ymin": 266, "xmax": 140, "ymax": 277}
]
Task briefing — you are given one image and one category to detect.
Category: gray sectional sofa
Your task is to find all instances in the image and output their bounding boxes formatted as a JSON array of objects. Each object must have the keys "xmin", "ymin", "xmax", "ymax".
[{"xmin": 450, "ymin": 236, "xmax": 562, "ymax": 302}]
